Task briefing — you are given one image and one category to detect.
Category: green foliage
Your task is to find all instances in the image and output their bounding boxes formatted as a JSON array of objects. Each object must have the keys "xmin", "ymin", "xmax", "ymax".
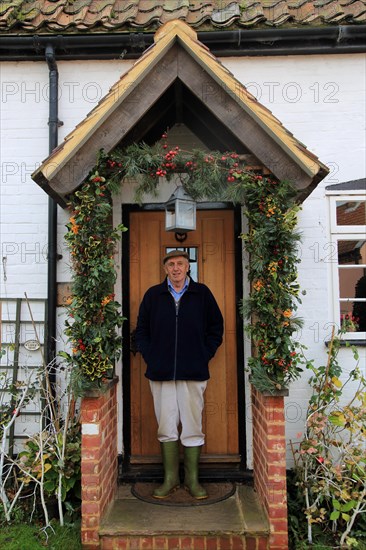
[
  {"xmin": 0, "ymin": 520, "xmax": 81, "ymax": 550},
  {"xmin": 99, "ymin": 139, "xmax": 245, "ymax": 204},
  {"xmin": 64, "ymin": 138, "xmax": 304, "ymax": 392},
  {"xmin": 62, "ymin": 172, "xmax": 127, "ymax": 392},
  {"xmin": 239, "ymin": 175, "xmax": 304, "ymax": 391},
  {"xmin": 18, "ymin": 421, "xmax": 81, "ymax": 503},
  {"xmin": 291, "ymin": 321, "xmax": 366, "ymax": 548}
]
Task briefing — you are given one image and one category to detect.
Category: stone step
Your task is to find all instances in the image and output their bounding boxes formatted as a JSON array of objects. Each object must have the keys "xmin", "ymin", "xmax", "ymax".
[{"xmin": 99, "ymin": 483, "xmax": 269, "ymax": 549}]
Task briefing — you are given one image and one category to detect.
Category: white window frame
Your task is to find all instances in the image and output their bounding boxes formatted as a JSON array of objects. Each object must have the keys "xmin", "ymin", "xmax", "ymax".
[{"xmin": 327, "ymin": 192, "xmax": 366, "ymax": 341}]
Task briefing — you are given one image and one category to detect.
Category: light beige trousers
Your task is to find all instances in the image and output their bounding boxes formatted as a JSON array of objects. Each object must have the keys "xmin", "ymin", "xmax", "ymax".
[{"xmin": 149, "ymin": 380, "xmax": 207, "ymax": 447}]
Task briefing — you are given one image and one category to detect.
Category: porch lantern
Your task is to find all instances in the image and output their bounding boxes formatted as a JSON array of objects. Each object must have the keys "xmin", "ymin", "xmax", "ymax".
[{"xmin": 164, "ymin": 186, "xmax": 196, "ymax": 232}]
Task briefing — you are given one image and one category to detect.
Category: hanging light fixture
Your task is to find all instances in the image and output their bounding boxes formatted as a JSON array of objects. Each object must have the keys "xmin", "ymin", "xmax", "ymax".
[{"xmin": 165, "ymin": 186, "xmax": 196, "ymax": 232}]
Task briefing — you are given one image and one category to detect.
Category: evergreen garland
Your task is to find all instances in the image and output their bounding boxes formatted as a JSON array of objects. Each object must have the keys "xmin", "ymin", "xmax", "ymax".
[
  {"xmin": 240, "ymin": 175, "xmax": 304, "ymax": 391},
  {"xmin": 60, "ymin": 174, "xmax": 127, "ymax": 395},
  {"xmin": 62, "ymin": 137, "xmax": 304, "ymax": 393}
]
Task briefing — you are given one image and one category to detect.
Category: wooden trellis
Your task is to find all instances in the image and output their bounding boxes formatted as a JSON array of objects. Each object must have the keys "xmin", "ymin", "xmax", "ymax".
[{"xmin": 0, "ymin": 297, "xmax": 47, "ymax": 455}]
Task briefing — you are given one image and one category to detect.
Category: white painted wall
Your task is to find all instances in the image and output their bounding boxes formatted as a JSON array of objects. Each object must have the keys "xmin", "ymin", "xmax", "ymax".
[{"xmin": 1, "ymin": 54, "xmax": 365, "ymax": 464}]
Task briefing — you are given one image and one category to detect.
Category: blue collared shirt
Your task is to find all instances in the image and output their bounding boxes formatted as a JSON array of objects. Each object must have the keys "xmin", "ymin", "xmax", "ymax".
[{"xmin": 168, "ymin": 277, "xmax": 189, "ymax": 302}]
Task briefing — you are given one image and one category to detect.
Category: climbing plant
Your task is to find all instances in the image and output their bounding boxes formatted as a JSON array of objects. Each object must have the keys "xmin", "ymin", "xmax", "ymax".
[
  {"xmin": 239, "ymin": 174, "xmax": 304, "ymax": 391},
  {"xmin": 291, "ymin": 320, "xmax": 366, "ymax": 548},
  {"xmin": 62, "ymin": 136, "xmax": 304, "ymax": 393},
  {"xmin": 60, "ymin": 173, "xmax": 127, "ymax": 395}
]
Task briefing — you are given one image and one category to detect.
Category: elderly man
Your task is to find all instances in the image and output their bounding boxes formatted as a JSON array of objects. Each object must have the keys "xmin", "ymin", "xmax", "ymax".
[{"xmin": 135, "ymin": 249, "xmax": 223, "ymax": 499}]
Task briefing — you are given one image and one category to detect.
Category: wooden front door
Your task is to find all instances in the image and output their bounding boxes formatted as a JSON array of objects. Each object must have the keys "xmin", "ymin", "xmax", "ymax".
[{"xmin": 129, "ymin": 209, "xmax": 239, "ymax": 464}]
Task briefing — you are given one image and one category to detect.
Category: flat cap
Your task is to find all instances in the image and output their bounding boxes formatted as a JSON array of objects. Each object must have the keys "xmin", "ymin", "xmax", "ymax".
[{"xmin": 163, "ymin": 250, "xmax": 189, "ymax": 264}]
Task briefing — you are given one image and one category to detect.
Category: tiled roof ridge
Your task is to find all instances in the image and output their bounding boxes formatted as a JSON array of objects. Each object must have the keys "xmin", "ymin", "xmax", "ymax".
[{"xmin": 0, "ymin": 0, "xmax": 365, "ymax": 33}]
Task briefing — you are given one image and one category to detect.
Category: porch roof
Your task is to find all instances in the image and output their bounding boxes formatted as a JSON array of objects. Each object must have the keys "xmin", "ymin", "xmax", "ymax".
[{"xmin": 31, "ymin": 19, "xmax": 329, "ymax": 207}]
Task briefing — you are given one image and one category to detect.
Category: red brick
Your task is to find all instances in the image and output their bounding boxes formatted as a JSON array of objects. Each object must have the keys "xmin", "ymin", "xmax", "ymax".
[
  {"xmin": 82, "ymin": 515, "xmax": 99, "ymax": 528},
  {"xmin": 130, "ymin": 537, "xmax": 143, "ymax": 549},
  {"xmin": 81, "ymin": 461, "xmax": 100, "ymax": 475},
  {"xmin": 82, "ymin": 543, "xmax": 100, "ymax": 550},
  {"xmin": 206, "ymin": 537, "xmax": 218, "ymax": 550},
  {"xmin": 100, "ymin": 538, "xmax": 114, "ymax": 550},
  {"xmin": 257, "ymin": 537, "xmax": 269, "ymax": 550},
  {"xmin": 82, "ymin": 396, "xmax": 103, "ymax": 409},
  {"xmin": 267, "ymin": 464, "xmax": 286, "ymax": 476},
  {"xmin": 82, "ymin": 473, "xmax": 100, "ymax": 485},
  {"xmin": 139, "ymin": 536, "xmax": 155, "ymax": 549},
  {"xmin": 267, "ymin": 424, "xmax": 285, "ymax": 437},
  {"xmin": 231, "ymin": 535, "xmax": 245, "ymax": 549},
  {"xmin": 269, "ymin": 533, "xmax": 288, "ymax": 548},
  {"xmin": 167, "ymin": 537, "xmax": 180, "ymax": 549},
  {"xmin": 269, "ymin": 519, "xmax": 288, "ymax": 533},
  {"xmin": 81, "ymin": 528, "xmax": 100, "ymax": 544},
  {"xmin": 82, "ymin": 484, "xmax": 102, "ymax": 501},
  {"xmin": 180, "ymin": 537, "xmax": 193, "ymax": 549},
  {"xmin": 218, "ymin": 537, "xmax": 231, "ymax": 549},
  {"xmin": 267, "ymin": 450, "xmax": 286, "ymax": 464},
  {"xmin": 266, "ymin": 408, "xmax": 285, "ymax": 423},
  {"xmin": 266, "ymin": 439, "xmax": 285, "ymax": 452},
  {"xmin": 246, "ymin": 537, "xmax": 257, "ymax": 550},
  {"xmin": 81, "ymin": 407, "xmax": 101, "ymax": 423},
  {"xmin": 154, "ymin": 536, "xmax": 168, "ymax": 549},
  {"xmin": 190, "ymin": 537, "xmax": 205, "ymax": 550},
  {"xmin": 82, "ymin": 446, "xmax": 104, "ymax": 461},
  {"xmin": 266, "ymin": 506, "xmax": 288, "ymax": 519},
  {"xmin": 82, "ymin": 501, "xmax": 101, "ymax": 515},
  {"xmin": 83, "ymin": 434, "xmax": 103, "ymax": 447},
  {"xmin": 262, "ymin": 396, "xmax": 285, "ymax": 409},
  {"xmin": 114, "ymin": 538, "xmax": 129, "ymax": 549}
]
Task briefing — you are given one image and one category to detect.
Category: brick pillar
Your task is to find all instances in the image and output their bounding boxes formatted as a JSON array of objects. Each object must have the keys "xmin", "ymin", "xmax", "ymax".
[
  {"xmin": 251, "ymin": 386, "xmax": 288, "ymax": 550},
  {"xmin": 80, "ymin": 378, "xmax": 118, "ymax": 549}
]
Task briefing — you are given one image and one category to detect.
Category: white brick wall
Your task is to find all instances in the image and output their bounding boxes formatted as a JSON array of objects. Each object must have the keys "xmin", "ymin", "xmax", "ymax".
[
  {"xmin": 0, "ymin": 60, "xmax": 133, "ymax": 299},
  {"xmin": 1, "ymin": 54, "xmax": 365, "ymax": 462}
]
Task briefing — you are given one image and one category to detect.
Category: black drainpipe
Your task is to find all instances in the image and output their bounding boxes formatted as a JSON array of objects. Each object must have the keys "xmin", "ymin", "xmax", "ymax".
[{"xmin": 45, "ymin": 44, "xmax": 61, "ymax": 374}]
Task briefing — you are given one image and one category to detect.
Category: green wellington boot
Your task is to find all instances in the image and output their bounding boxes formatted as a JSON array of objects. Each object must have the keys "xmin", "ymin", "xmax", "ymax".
[
  {"xmin": 183, "ymin": 446, "xmax": 208, "ymax": 500},
  {"xmin": 153, "ymin": 441, "xmax": 180, "ymax": 499}
]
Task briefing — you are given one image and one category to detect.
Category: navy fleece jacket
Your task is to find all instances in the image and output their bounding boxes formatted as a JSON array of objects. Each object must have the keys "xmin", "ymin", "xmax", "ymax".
[{"xmin": 135, "ymin": 278, "xmax": 223, "ymax": 381}]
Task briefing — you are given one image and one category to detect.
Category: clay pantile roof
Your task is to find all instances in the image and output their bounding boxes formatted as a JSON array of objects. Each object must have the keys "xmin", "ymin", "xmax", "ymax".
[{"xmin": 0, "ymin": 0, "xmax": 365, "ymax": 33}]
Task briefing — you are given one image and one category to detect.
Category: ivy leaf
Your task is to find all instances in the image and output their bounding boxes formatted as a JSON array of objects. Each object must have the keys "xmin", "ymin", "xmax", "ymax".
[{"xmin": 330, "ymin": 510, "xmax": 340, "ymax": 521}]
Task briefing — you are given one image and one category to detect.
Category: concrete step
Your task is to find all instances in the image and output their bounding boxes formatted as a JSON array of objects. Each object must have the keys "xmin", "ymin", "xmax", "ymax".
[{"xmin": 99, "ymin": 483, "xmax": 269, "ymax": 549}]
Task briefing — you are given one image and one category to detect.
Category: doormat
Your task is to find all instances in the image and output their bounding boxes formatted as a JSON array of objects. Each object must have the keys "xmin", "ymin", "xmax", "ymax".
[{"xmin": 131, "ymin": 482, "xmax": 236, "ymax": 506}]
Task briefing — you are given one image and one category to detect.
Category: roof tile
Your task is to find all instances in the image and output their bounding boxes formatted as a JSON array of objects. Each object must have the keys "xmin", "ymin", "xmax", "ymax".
[
  {"xmin": 63, "ymin": 0, "xmax": 93, "ymax": 15},
  {"xmin": 0, "ymin": 0, "xmax": 365, "ymax": 32},
  {"xmin": 0, "ymin": 0, "xmax": 23, "ymax": 17},
  {"xmin": 239, "ymin": 3, "xmax": 266, "ymax": 26},
  {"xmin": 212, "ymin": 2, "xmax": 241, "ymax": 26}
]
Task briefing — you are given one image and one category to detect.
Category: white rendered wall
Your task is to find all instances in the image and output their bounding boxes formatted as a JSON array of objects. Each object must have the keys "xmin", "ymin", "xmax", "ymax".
[
  {"xmin": 1, "ymin": 54, "xmax": 365, "ymax": 463},
  {"xmin": 223, "ymin": 54, "xmax": 366, "ymax": 466}
]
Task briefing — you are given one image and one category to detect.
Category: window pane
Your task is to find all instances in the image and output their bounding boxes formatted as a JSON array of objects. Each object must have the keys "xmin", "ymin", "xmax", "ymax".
[
  {"xmin": 338, "ymin": 267, "xmax": 366, "ymax": 299},
  {"xmin": 337, "ymin": 240, "xmax": 366, "ymax": 265},
  {"xmin": 336, "ymin": 200, "xmax": 366, "ymax": 226},
  {"xmin": 339, "ymin": 300, "xmax": 366, "ymax": 332},
  {"xmin": 337, "ymin": 238, "xmax": 366, "ymax": 333}
]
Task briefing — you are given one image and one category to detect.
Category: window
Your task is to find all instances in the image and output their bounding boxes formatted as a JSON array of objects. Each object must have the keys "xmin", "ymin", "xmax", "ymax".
[{"xmin": 328, "ymin": 194, "xmax": 366, "ymax": 338}]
